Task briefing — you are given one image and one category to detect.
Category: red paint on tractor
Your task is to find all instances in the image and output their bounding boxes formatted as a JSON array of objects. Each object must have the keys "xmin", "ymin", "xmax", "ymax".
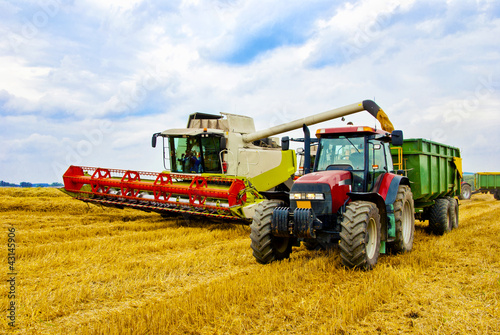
[
  {"xmin": 316, "ymin": 126, "xmax": 387, "ymax": 137},
  {"xmin": 377, "ymin": 173, "xmax": 395, "ymax": 201},
  {"xmin": 294, "ymin": 170, "xmax": 351, "ymax": 213}
]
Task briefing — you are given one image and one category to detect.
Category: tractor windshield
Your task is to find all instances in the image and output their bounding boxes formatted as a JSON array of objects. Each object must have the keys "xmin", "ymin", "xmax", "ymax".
[
  {"xmin": 169, "ymin": 135, "xmax": 222, "ymax": 173},
  {"xmin": 315, "ymin": 136, "xmax": 365, "ymax": 171}
]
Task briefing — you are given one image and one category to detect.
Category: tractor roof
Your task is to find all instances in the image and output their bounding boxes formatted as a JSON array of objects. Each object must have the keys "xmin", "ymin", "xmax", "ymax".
[{"xmin": 316, "ymin": 126, "xmax": 388, "ymax": 138}]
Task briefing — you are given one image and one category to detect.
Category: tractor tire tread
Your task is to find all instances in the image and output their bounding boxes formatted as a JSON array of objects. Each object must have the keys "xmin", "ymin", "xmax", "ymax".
[
  {"xmin": 339, "ymin": 201, "xmax": 381, "ymax": 270},
  {"xmin": 390, "ymin": 185, "xmax": 415, "ymax": 253},
  {"xmin": 250, "ymin": 200, "xmax": 291, "ymax": 264}
]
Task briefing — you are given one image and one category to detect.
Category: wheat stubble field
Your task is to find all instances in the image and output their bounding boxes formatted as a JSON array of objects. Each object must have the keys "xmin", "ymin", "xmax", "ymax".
[{"xmin": 0, "ymin": 188, "xmax": 499, "ymax": 334}]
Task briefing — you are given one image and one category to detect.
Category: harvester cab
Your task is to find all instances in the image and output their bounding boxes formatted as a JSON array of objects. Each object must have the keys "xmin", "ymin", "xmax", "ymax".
[{"xmin": 151, "ymin": 111, "xmax": 295, "ymax": 194}]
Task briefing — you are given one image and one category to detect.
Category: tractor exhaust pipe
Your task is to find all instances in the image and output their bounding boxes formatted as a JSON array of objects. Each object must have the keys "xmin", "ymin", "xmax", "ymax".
[
  {"xmin": 303, "ymin": 124, "xmax": 311, "ymax": 175},
  {"xmin": 242, "ymin": 100, "xmax": 394, "ymax": 143}
]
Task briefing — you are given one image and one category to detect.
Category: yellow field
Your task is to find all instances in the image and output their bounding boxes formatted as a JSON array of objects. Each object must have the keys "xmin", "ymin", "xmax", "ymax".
[{"xmin": 1, "ymin": 188, "xmax": 499, "ymax": 334}]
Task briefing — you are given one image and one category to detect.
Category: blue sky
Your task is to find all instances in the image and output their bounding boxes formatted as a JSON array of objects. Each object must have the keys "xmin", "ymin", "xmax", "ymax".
[{"xmin": 1, "ymin": 0, "xmax": 500, "ymax": 183}]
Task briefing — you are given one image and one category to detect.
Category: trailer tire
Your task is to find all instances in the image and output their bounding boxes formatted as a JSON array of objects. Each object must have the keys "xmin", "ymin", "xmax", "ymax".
[
  {"xmin": 390, "ymin": 185, "xmax": 415, "ymax": 253},
  {"xmin": 459, "ymin": 183, "xmax": 472, "ymax": 200},
  {"xmin": 494, "ymin": 191, "xmax": 500, "ymax": 200},
  {"xmin": 447, "ymin": 197, "xmax": 459, "ymax": 229},
  {"xmin": 339, "ymin": 201, "xmax": 381, "ymax": 270},
  {"xmin": 428, "ymin": 198, "xmax": 452, "ymax": 235},
  {"xmin": 250, "ymin": 200, "xmax": 292, "ymax": 264}
]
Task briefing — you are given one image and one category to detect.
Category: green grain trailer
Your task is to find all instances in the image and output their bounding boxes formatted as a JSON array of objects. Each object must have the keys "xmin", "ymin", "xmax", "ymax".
[
  {"xmin": 391, "ymin": 138, "xmax": 462, "ymax": 235},
  {"xmin": 474, "ymin": 172, "xmax": 500, "ymax": 200}
]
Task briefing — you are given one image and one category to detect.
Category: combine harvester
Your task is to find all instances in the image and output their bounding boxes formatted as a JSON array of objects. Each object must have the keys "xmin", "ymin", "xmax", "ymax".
[{"xmin": 62, "ymin": 100, "xmax": 463, "ymax": 270}]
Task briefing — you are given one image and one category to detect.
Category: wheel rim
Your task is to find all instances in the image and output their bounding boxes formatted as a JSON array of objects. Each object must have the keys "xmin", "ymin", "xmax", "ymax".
[
  {"xmin": 463, "ymin": 188, "xmax": 470, "ymax": 199},
  {"xmin": 366, "ymin": 217, "xmax": 377, "ymax": 259},
  {"xmin": 402, "ymin": 201, "xmax": 412, "ymax": 244}
]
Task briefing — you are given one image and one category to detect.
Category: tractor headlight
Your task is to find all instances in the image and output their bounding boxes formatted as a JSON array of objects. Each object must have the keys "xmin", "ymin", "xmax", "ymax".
[{"xmin": 290, "ymin": 193, "xmax": 324, "ymax": 200}]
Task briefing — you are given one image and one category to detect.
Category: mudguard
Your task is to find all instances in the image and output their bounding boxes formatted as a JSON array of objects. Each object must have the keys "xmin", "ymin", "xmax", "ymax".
[{"xmin": 375, "ymin": 173, "xmax": 410, "ymax": 205}]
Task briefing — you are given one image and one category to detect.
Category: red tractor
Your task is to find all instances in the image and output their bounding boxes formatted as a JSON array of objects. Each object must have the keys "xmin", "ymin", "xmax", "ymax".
[{"xmin": 250, "ymin": 125, "xmax": 413, "ymax": 270}]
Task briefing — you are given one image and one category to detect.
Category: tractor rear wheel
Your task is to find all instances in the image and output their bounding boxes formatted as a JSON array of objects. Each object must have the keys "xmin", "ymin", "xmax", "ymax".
[
  {"xmin": 390, "ymin": 185, "xmax": 415, "ymax": 253},
  {"xmin": 459, "ymin": 183, "xmax": 472, "ymax": 200},
  {"xmin": 339, "ymin": 201, "xmax": 381, "ymax": 270},
  {"xmin": 428, "ymin": 198, "xmax": 452, "ymax": 235},
  {"xmin": 447, "ymin": 197, "xmax": 459, "ymax": 229},
  {"xmin": 250, "ymin": 200, "xmax": 292, "ymax": 264}
]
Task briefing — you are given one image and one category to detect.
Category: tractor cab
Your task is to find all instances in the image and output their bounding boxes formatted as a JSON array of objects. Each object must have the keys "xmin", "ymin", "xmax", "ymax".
[{"xmin": 314, "ymin": 126, "xmax": 402, "ymax": 192}]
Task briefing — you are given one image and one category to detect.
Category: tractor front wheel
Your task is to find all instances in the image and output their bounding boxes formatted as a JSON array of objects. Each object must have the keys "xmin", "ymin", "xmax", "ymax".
[
  {"xmin": 250, "ymin": 200, "xmax": 292, "ymax": 264},
  {"xmin": 339, "ymin": 201, "xmax": 381, "ymax": 270}
]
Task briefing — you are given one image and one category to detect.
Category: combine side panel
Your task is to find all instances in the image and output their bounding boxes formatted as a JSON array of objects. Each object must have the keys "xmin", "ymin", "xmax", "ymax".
[{"xmin": 62, "ymin": 166, "xmax": 254, "ymax": 221}]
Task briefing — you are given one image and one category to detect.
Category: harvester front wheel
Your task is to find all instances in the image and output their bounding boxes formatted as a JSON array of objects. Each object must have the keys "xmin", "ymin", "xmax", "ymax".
[
  {"xmin": 250, "ymin": 200, "xmax": 292, "ymax": 264},
  {"xmin": 391, "ymin": 185, "xmax": 415, "ymax": 253},
  {"xmin": 428, "ymin": 198, "xmax": 452, "ymax": 235},
  {"xmin": 339, "ymin": 201, "xmax": 381, "ymax": 270}
]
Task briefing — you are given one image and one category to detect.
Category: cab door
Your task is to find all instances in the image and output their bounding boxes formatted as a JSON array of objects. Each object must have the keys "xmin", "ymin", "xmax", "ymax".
[{"xmin": 367, "ymin": 140, "xmax": 389, "ymax": 191}]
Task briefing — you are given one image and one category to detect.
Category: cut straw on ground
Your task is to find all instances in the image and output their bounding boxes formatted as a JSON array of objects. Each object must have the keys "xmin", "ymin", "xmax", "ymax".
[{"xmin": 0, "ymin": 188, "xmax": 498, "ymax": 334}]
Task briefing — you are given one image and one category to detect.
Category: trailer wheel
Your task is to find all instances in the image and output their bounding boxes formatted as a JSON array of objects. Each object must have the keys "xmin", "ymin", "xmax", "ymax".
[
  {"xmin": 390, "ymin": 185, "xmax": 415, "ymax": 253},
  {"xmin": 494, "ymin": 191, "xmax": 500, "ymax": 201},
  {"xmin": 339, "ymin": 201, "xmax": 381, "ymax": 270},
  {"xmin": 250, "ymin": 200, "xmax": 292, "ymax": 264},
  {"xmin": 447, "ymin": 197, "xmax": 459, "ymax": 229},
  {"xmin": 428, "ymin": 198, "xmax": 452, "ymax": 235},
  {"xmin": 459, "ymin": 183, "xmax": 472, "ymax": 200}
]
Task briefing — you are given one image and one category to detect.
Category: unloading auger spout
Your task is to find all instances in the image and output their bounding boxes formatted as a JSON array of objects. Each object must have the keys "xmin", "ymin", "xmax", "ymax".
[{"xmin": 242, "ymin": 100, "xmax": 394, "ymax": 143}]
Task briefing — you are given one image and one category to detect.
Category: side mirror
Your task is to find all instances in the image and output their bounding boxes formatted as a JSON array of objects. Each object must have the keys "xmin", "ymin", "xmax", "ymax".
[
  {"xmin": 220, "ymin": 137, "xmax": 227, "ymax": 150},
  {"xmin": 152, "ymin": 133, "xmax": 161, "ymax": 148},
  {"xmin": 391, "ymin": 130, "xmax": 403, "ymax": 146},
  {"xmin": 281, "ymin": 136, "xmax": 290, "ymax": 151}
]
